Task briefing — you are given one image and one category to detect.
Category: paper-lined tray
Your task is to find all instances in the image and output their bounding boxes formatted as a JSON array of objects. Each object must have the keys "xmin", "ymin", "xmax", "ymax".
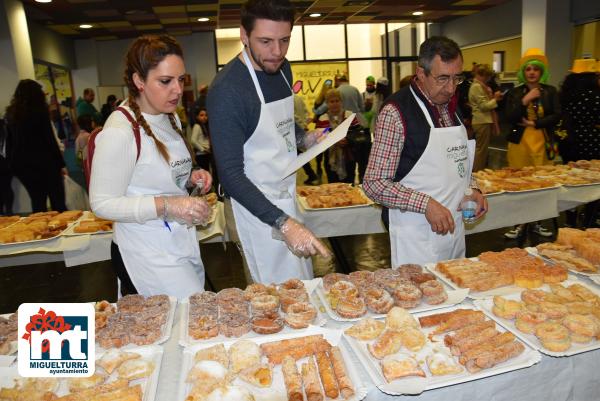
[
  {"xmin": 315, "ymin": 275, "xmax": 469, "ymax": 322},
  {"xmin": 62, "ymin": 211, "xmax": 113, "ymax": 236},
  {"xmin": 344, "ymin": 304, "xmax": 541, "ymax": 396},
  {"xmin": 178, "ymin": 326, "xmax": 368, "ymax": 401},
  {"xmin": 297, "ymin": 190, "xmax": 375, "ymax": 211},
  {"xmin": 473, "ymin": 282, "xmax": 600, "ymax": 357},
  {"xmin": 0, "ymin": 220, "xmax": 77, "ymax": 246},
  {"xmin": 427, "ymin": 261, "xmax": 579, "ymax": 300},
  {"xmin": 0, "ymin": 344, "xmax": 163, "ymax": 401},
  {"xmin": 180, "ymin": 279, "xmax": 325, "ymax": 346},
  {"xmin": 525, "ymin": 247, "xmax": 600, "ymax": 280},
  {"xmin": 0, "ymin": 312, "xmax": 17, "ymax": 357},
  {"xmin": 96, "ymin": 296, "xmax": 177, "ymax": 351},
  {"xmin": 503, "ymin": 184, "xmax": 562, "ymax": 194}
]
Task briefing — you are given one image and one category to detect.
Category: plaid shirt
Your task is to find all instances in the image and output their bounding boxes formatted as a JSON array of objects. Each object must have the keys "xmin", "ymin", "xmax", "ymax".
[{"xmin": 363, "ymin": 79, "xmax": 478, "ymax": 214}]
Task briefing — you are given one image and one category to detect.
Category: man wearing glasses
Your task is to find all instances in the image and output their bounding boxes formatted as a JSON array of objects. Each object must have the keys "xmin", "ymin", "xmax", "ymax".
[{"xmin": 363, "ymin": 36, "xmax": 488, "ymax": 266}]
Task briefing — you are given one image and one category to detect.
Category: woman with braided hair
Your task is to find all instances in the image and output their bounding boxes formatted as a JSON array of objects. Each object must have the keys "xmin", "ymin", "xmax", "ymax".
[{"xmin": 90, "ymin": 35, "xmax": 212, "ymax": 298}]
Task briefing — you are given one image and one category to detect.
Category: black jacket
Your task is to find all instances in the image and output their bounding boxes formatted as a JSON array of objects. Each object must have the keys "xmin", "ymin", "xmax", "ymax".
[{"xmin": 505, "ymin": 83, "xmax": 560, "ymax": 144}]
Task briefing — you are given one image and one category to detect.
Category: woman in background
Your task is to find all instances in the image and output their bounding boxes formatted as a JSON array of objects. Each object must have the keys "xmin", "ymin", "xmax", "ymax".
[
  {"xmin": 90, "ymin": 35, "xmax": 212, "ymax": 298},
  {"xmin": 5, "ymin": 79, "xmax": 67, "ymax": 212}
]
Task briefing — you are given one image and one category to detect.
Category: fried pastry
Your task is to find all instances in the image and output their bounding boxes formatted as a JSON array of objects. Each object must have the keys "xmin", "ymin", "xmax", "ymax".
[
  {"xmin": 116, "ymin": 358, "xmax": 155, "ymax": 380},
  {"xmin": 68, "ymin": 371, "xmax": 107, "ymax": 392},
  {"xmin": 381, "ymin": 354, "xmax": 425, "ymax": 382},
  {"xmin": 194, "ymin": 343, "xmax": 229, "ymax": 368},
  {"xmin": 426, "ymin": 347, "xmax": 463, "ymax": 376},
  {"xmin": 344, "ymin": 317, "xmax": 385, "ymax": 340},
  {"xmin": 97, "ymin": 349, "xmax": 140, "ymax": 374},
  {"xmin": 368, "ymin": 329, "xmax": 403, "ymax": 359},
  {"xmin": 238, "ymin": 363, "xmax": 273, "ymax": 388},
  {"xmin": 229, "ymin": 339, "xmax": 261, "ymax": 374}
]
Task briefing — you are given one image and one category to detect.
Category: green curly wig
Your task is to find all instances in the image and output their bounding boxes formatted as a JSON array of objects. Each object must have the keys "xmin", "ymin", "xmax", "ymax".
[{"xmin": 517, "ymin": 59, "xmax": 549, "ymax": 84}]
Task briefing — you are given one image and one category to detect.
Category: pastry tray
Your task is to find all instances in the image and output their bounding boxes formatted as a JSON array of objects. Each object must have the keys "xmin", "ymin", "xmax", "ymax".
[
  {"xmin": 178, "ymin": 326, "xmax": 368, "ymax": 401},
  {"xmin": 179, "ymin": 279, "xmax": 326, "ymax": 346},
  {"xmin": 0, "ymin": 219, "xmax": 77, "ymax": 246},
  {"xmin": 344, "ymin": 304, "xmax": 541, "ymax": 396},
  {"xmin": 315, "ymin": 274, "xmax": 469, "ymax": 322},
  {"xmin": 96, "ymin": 296, "xmax": 177, "ymax": 351},
  {"xmin": 296, "ymin": 187, "xmax": 375, "ymax": 211},
  {"xmin": 524, "ymin": 247, "xmax": 600, "ymax": 280},
  {"xmin": 62, "ymin": 211, "xmax": 113, "ymax": 236},
  {"xmin": 0, "ymin": 344, "xmax": 163, "ymax": 401},
  {"xmin": 473, "ymin": 280, "xmax": 600, "ymax": 357}
]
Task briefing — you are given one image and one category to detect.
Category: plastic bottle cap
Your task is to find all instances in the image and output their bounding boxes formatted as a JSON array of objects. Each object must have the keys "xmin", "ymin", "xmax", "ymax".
[{"xmin": 464, "ymin": 188, "xmax": 473, "ymax": 196}]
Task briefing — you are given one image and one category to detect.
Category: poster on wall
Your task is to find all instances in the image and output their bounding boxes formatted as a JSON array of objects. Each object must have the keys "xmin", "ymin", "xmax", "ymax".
[
  {"xmin": 290, "ymin": 61, "xmax": 347, "ymax": 119},
  {"xmin": 34, "ymin": 63, "xmax": 55, "ymax": 103},
  {"xmin": 51, "ymin": 66, "xmax": 73, "ymax": 105}
]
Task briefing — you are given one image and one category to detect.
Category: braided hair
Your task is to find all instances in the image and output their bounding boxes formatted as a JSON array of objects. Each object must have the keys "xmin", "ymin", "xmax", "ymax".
[{"xmin": 123, "ymin": 34, "xmax": 191, "ymax": 162}]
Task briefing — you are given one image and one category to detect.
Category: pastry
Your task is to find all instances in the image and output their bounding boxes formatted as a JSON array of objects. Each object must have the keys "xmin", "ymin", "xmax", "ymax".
[
  {"xmin": 426, "ymin": 347, "xmax": 463, "ymax": 376},
  {"xmin": 368, "ymin": 329, "xmax": 403, "ymax": 359},
  {"xmin": 97, "ymin": 349, "xmax": 140, "ymax": 374},
  {"xmin": 419, "ymin": 280, "xmax": 448, "ymax": 304},
  {"xmin": 68, "ymin": 371, "xmax": 107, "ymax": 392},
  {"xmin": 186, "ymin": 359, "xmax": 229, "ymax": 383},
  {"xmin": 315, "ymin": 351, "xmax": 339, "ymax": 399},
  {"xmin": 515, "ymin": 310, "xmax": 548, "ymax": 334},
  {"xmin": 399, "ymin": 326, "xmax": 426, "ymax": 351},
  {"xmin": 381, "ymin": 354, "xmax": 425, "ymax": 382},
  {"xmin": 204, "ymin": 385, "xmax": 254, "ymax": 401},
  {"xmin": 281, "ymin": 356, "xmax": 303, "ymax": 401},
  {"xmin": 238, "ymin": 363, "xmax": 273, "ymax": 388},
  {"xmin": 229, "ymin": 339, "xmax": 261, "ymax": 373},
  {"xmin": 492, "ymin": 296, "xmax": 524, "ymax": 320},
  {"xmin": 261, "ymin": 335, "xmax": 332, "ymax": 364},
  {"xmin": 284, "ymin": 301, "xmax": 317, "ymax": 329},
  {"xmin": 385, "ymin": 306, "xmax": 419, "ymax": 330},
  {"xmin": 364, "ymin": 287, "xmax": 394, "ymax": 314},
  {"xmin": 344, "ymin": 317, "xmax": 385, "ymax": 340},
  {"xmin": 329, "ymin": 346, "xmax": 355, "ymax": 399},
  {"xmin": 534, "ymin": 322, "xmax": 571, "ymax": 352},
  {"xmin": 464, "ymin": 341, "xmax": 525, "ymax": 373},
  {"xmin": 116, "ymin": 358, "xmax": 155, "ymax": 380},
  {"xmin": 251, "ymin": 316, "xmax": 284, "ymax": 334},
  {"xmin": 336, "ymin": 296, "xmax": 367, "ymax": 318},
  {"xmin": 392, "ymin": 283, "xmax": 422, "ymax": 308},
  {"xmin": 301, "ymin": 357, "xmax": 324, "ymax": 401},
  {"xmin": 194, "ymin": 343, "xmax": 229, "ymax": 368}
]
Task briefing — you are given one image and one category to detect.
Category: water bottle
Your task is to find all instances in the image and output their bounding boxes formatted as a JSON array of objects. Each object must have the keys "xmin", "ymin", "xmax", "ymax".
[{"xmin": 461, "ymin": 188, "xmax": 478, "ymax": 223}]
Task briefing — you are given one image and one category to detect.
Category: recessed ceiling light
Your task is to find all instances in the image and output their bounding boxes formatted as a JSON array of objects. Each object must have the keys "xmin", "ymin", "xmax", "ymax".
[
  {"xmin": 197, "ymin": 17, "xmax": 209, "ymax": 22},
  {"xmin": 35, "ymin": 0, "xmax": 52, "ymax": 3},
  {"xmin": 309, "ymin": 13, "xmax": 322, "ymax": 18},
  {"xmin": 412, "ymin": 11, "xmax": 424, "ymax": 16},
  {"xmin": 79, "ymin": 24, "xmax": 93, "ymax": 29}
]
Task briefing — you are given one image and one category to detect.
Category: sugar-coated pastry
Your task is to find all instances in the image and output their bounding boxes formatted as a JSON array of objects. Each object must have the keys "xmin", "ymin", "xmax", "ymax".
[
  {"xmin": 229, "ymin": 339, "xmax": 261, "ymax": 373},
  {"xmin": 381, "ymin": 354, "xmax": 426, "ymax": 382},
  {"xmin": 426, "ymin": 347, "xmax": 463, "ymax": 376},
  {"xmin": 97, "ymin": 349, "xmax": 141, "ymax": 374},
  {"xmin": 117, "ymin": 358, "xmax": 155, "ymax": 380},
  {"xmin": 344, "ymin": 318, "xmax": 385, "ymax": 340},
  {"xmin": 386, "ymin": 307, "xmax": 419, "ymax": 330},
  {"xmin": 205, "ymin": 385, "xmax": 255, "ymax": 401},
  {"xmin": 399, "ymin": 326, "xmax": 426, "ymax": 352},
  {"xmin": 238, "ymin": 363, "xmax": 273, "ymax": 388},
  {"xmin": 368, "ymin": 329, "xmax": 403, "ymax": 359},
  {"xmin": 194, "ymin": 343, "xmax": 229, "ymax": 368},
  {"xmin": 186, "ymin": 359, "xmax": 229, "ymax": 383},
  {"xmin": 68, "ymin": 371, "xmax": 107, "ymax": 392}
]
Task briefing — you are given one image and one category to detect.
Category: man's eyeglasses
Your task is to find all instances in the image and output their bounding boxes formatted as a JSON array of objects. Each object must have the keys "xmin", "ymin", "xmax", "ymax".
[{"xmin": 429, "ymin": 73, "xmax": 465, "ymax": 86}]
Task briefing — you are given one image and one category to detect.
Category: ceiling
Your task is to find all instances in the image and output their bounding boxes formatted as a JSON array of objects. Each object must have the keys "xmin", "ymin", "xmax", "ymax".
[{"xmin": 23, "ymin": 0, "xmax": 511, "ymax": 41}]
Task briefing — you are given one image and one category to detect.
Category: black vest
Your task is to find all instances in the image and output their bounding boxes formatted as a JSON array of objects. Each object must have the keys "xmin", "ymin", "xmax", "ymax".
[{"xmin": 381, "ymin": 85, "xmax": 461, "ymax": 228}]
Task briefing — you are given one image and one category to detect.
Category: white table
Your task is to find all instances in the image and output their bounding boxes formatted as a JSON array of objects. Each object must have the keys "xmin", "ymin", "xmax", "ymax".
[{"xmin": 557, "ymin": 184, "xmax": 600, "ymax": 212}]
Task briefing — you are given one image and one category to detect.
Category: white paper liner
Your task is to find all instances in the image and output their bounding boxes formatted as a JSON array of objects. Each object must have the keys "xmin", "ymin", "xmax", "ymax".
[
  {"xmin": 96, "ymin": 296, "xmax": 177, "ymax": 351},
  {"xmin": 179, "ymin": 280, "xmax": 326, "ymax": 346},
  {"xmin": 473, "ymin": 280, "xmax": 600, "ymax": 357},
  {"xmin": 315, "ymin": 276, "xmax": 469, "ymax": 322},
  {"xmin": 297, "ymin": 188, "xmax": 374, "ymax": 211},
  {"xmin": 524, "ymin": 246, "xmax": 600, "ymax": 279},
  {"xmin": 344, "ymin": 304, "xmax": 541, "ymax": 396},
  {"xmin": 178, "ymin": 326, "xmax": 368, "ymax": 401},
  {"xmin": 0, "ymin": 344, "xmax": 163, "ymax": 401},
  {"xmin": 0, "ymin": 219, "xmax": 79, "ymax": 247},
  {"xmin": 503, "ymin": 184, "xmax": 562, "ymax": 194},
  {"xmin": 427, "ymin": 260, "xmax": 580, "ymax": 300}
]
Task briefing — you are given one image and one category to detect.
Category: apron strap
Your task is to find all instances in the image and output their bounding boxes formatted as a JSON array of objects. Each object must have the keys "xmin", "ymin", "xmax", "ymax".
[
  {"xmin": 409, "ymin": 86, "xmax": 434, "ymax": 128},
  {"xmin": 241, "ymin": 49, "xmax": 292, "ymax": 104}
]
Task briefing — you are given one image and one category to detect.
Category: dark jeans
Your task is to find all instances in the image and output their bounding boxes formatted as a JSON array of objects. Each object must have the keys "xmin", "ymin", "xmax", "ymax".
[
  {"xmin": 111, "ymin": 242, "xmax": 138, "ymax": 296},
  {"xmin": 15, "ymin": 169, "xmax": 66, "ymax": 212},
  {"xmin": 350, "ymin": 140, "xmax": 372, "ymax": 184}
]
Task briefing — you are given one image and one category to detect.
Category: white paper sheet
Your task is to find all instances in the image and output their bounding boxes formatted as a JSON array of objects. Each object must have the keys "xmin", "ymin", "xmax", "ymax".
[{"xmin": 282, "ymin": 113, "xmax": 355, "ymax": 179}]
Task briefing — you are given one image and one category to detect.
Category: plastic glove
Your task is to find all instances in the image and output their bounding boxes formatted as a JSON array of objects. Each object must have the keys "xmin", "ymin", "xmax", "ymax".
[
  {"xmin": 163, "ymin": 196, "xmax": 211, "ymax": 227},
  {"xmin": 302, "ymin": 128, "xmax": 330, "ymax": 150},
  {"xmin": 187, "ymin": 169, "xmax": 212, "ymax": 193},
  {"xmin": 279, "ymin": 217, "xmax": 331, "ymax": 258}
]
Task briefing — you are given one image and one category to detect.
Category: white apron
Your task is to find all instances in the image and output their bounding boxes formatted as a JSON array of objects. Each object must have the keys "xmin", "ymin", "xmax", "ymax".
[
  {"xmin": 114, "ymin": 109, "xmax": 204, "ymax": 299},
  {"xmin": 231, "ymin": 50, "xmax": 313, "ymax": 284},
  {"xmin": 389, "ymin": 87, "xmax": 475, "ymax": 266}
]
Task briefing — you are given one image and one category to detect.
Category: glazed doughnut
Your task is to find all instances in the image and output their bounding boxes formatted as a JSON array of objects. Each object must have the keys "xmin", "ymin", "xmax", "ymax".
[
  {"xmin": 383, "ymin": 278, "xmax": 413, "ymax": 294},
  {"xmin": 244, "ymin": 283, "xmax": 270, "ymax": 301},
  {"xmin": 492, "ymin": 296, "xmax": 524, "ymax": 320},
  {"xmin": 535, "ymin": 322, "xmax": 571, "ymax": 352},
  {"xmin": 251, "ymin": 316, "xmax": 284, "ymax": 335},
  {"xmin": 328, "ymin": 280, "xmax": 359, "ymax": 302},
  {"xmin": 336, "ymin": 297, "xmax": 367, "ymax": 319},
  {"xmin": 280, "ymin": 278, "xmax": 305, "ymax": 291},
  {"xmin": 392, "ymin": 283, "xmax": 422, "ymax": 309},
  {"xmin": 322, "ymin": 273, "xmax": 348, "ymax": 291},
  {"xmin": 279, "ymin": 289, "xmax": 309, "ymax": 313},
  {"xmin": 410, "ymin": 272, "xmax": 437, "ymax": 285},
  {"xmin": 219, "ymin": 313, "xmax": 251, "ymax": 338},
  {"xmin": 218, "ymin": 299, "xmax": 249, "ymax": 315},
  {"xmin": 250, "ymin": 295, "xmax": 280, "ymax": 316},
  {"xmin": 217, "ymin": 287, "xmax": 245, "ymax": 301},
  {"xmin": 373, "ymin": 269, "xmax": 401, "ymax": 287},
  {"xmin": 395, "ymin": 264, "xmax": 423, "ymax": 277},
  {"xmin": 190, "ymin": 291, "xmax": 217, "ymax": 306},
  {"xmin": 521, "ymin": 289, "xmax": 547, "ymax": 305},
  {"xmin": 420, "ymin": 280, "xmax": 447, "ymax": 305},
  {"xmin": 562, "ymin": 314, "xmax": 597, "ymax": 338},
  {"xmin": 538, "ymin": 301, "xmax": 568, "ymax": 321},
  {"xmin": 515, "ymin": 310, "xmax": 547, "ymax": 334},
  {"xmin": 542, "ymin": 293, "xmax": 569, "ymax": 305},
  {"xmin": 566, "ymin": 302, "xmax": 593, "ymax": 315},
  {"xmin": 284, "ymin": 302, "xmax": 317, "ymax": 329},
  {"xmin": 541, "ymin": 264, "xmax": 568, "ymax": 284},
  {"xmin": 348, "ymin": 270, "xmax": 375, "ymax": 287},
  {"xmin": 548, "ymin": 284, "xmax": 579, "ymax": 303},
  {"xmin": 364, "ymin": 288, "xmax": 394, "ymax": 314}
]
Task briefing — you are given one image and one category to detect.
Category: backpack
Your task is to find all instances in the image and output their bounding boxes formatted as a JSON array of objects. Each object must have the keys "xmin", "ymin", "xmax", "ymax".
[{"xmin": 85, "ymin": 107, "xmax": 141, "ymax": 189}]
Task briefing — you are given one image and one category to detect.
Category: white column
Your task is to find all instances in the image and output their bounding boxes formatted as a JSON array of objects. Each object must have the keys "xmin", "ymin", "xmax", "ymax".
[{"xmin": 3, "ymin": 0, "xmax": 34, "ymax": 80}]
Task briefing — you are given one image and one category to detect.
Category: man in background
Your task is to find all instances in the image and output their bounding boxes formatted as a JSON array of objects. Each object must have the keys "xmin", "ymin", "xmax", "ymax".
[{"xmin": 76, "ymin": 88, "xmax": 101, "ymax": 125}]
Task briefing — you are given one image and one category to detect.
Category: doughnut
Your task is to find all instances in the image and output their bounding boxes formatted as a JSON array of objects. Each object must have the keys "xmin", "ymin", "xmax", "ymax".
[
  {"xmin": 538, "ymin": 302, "xmax": 568, "ymax": 320},
  {"xmin": 514, "ymin": 269, "xmax": 544, "ymax": 289},
  {"xmin": 364, "ymin": 288, "xmax": 394, "ymax": 314},
  {"xmin": 541, "ymin": 264, "xmax": 568, "ymax": 284},
  {"xmin": 279, "ymin": 289, "xmax": 309, "ymax": 313},
  {"xmin": 190, "ymin": 291, "xmax": 217, "ymax": 306},
  {"xmin": 284, "ymin": 302, "xmax": 317, "ymax": 329},
  {"xmin": 217, "ymin": 287, "xmax": 245, "ymax": 301},
  {"xmin": 383, "ymin": 278, "xmax": 413, "ymax": 294},
  {"xmin": 515, "ymin": 310, "xmax": 547, "ymax": 334},
  {"xmin": 348, "ymin": 270, "xmax": 375, "ymax": 287},
  {"xmin": 548, "ymin": 284, "xmax": 579, "ymax": 302},
  {"xmin": 521, "ymin": 289, "xmax": 547, "ymax": 305},
  {"xmin": 492, "ymin": 296, "xmax": 524, "ymax": 320},
  {"xmin": 542, "ymin": 293, "xmax": 568, "ymax": 305},
  {"xmin": 250, "ymin": 295, "xmax": 280, "ymax": 316},
  {"xmin": 280, "ymin": 278, "xmax": 305, "ymax": 291},
  {"xmin": 251, "ymin": 316, "xmax": 284, "ymax": 335},
  {"xmin": 395, "ymin": 264, "xmax": 422, "ymax": 280},
  {"xmin": 534, "ymin": 322, "xmax": 571, "ymax": 352},
  {"xmin": 566, "ymin": 302, "xmax": 593, "ymax": 315},
  {"xmin": 562, "ymin": 314, "xmax": 597, "ymax": 338},
  {"xmin": 373, "ymin": 269, "xmax": 401, "ymax": 287},
  {"xmin": 410, "ymin": 272, "xmax": 437, "ymax": 285},
  {"xmin": 244, "ymin": 283, "xmax": 270, "ymax": 301},
  {"xmin": 218, "ymin": 299, "xmax": 249, "ymax": 315},
  {"xmin": 219, "ymin": 313, "xmax": 251, "ymax": 337},
  {"xmin": 189, "ymin": 315, "xmax": 219, "ymax": 339},
  {"xmin": 322, "ymin": 273, "xmax": 348, "ymax": 291},
  {"xmin": 336, "ymin": 297, "xmax": 367, "ymax": 319},
  {"xmin": 569, "ymin": 332, "xmax": 593, "ymax": 344},
  {"xmin": 392, "ymin": 283, "xmax": 422, "ymax": 309},
  {"xmin": 329, "ymin": 280, "xmax": 358, "ymax": 298}
]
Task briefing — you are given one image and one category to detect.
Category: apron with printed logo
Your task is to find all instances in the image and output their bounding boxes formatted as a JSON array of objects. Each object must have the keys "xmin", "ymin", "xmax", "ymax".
[
  {"xmin": 231, "ymin": 49, "xmax": 313, "ymax": 284},
  {"xmin": 115, "ymin": 109, "xmax": 204, "ymax": 299},
  {"xmin": 389, "ymin": 87, "xmax": 475, "ymax": 266}
]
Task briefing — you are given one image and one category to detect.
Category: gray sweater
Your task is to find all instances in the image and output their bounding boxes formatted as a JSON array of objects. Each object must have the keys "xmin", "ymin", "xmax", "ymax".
[{"xmin": 207, "ymin": 55, "xmax": 303, "ymax": 226}]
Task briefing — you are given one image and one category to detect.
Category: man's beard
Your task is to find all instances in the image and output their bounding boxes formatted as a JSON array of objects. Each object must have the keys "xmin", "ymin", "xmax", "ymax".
[
  {"xmin": 247, "ymin": 45, "xmax": 282, "ymax": 75},
  {"xmin": 366, "ymin": 87, "xmax": 375, "ymax": 93}
]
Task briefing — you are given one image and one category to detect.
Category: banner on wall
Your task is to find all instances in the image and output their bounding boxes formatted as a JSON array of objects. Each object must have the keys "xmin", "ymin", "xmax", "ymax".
[{"xmin": 290, "ymin": 61, "xmax": 347, "ymax": 118}]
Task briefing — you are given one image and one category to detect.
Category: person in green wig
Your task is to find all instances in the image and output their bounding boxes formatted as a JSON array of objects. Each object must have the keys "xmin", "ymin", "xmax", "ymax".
[{"xmin": 504, "ymin": 48, "xmax": 561, "ymax": 239}]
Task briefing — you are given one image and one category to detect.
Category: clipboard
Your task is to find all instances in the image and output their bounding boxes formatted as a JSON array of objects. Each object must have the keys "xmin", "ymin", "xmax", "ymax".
[{"xmin": 282, "ymin": 113, "xmax": 355, "ymax": 179}]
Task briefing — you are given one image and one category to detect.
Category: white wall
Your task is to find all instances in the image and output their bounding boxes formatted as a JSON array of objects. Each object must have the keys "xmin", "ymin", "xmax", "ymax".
[
  {"xmin": 72, "ymin": 39, "xmax": 100, "ymax": 109},
  {"xmin": 545, "ymin": 0, "xmax": 572, "ymax": 86},
  {"xmin": 28, "ymin": 21, "xmax": 75, "ymax": 69},
  {"xmin": 184, "ymin": 32, "xmax": 217, "ymax": 90},
  {"xmin": 441, "ymin": 0, "xmax": 522, "ymax": 47}
]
